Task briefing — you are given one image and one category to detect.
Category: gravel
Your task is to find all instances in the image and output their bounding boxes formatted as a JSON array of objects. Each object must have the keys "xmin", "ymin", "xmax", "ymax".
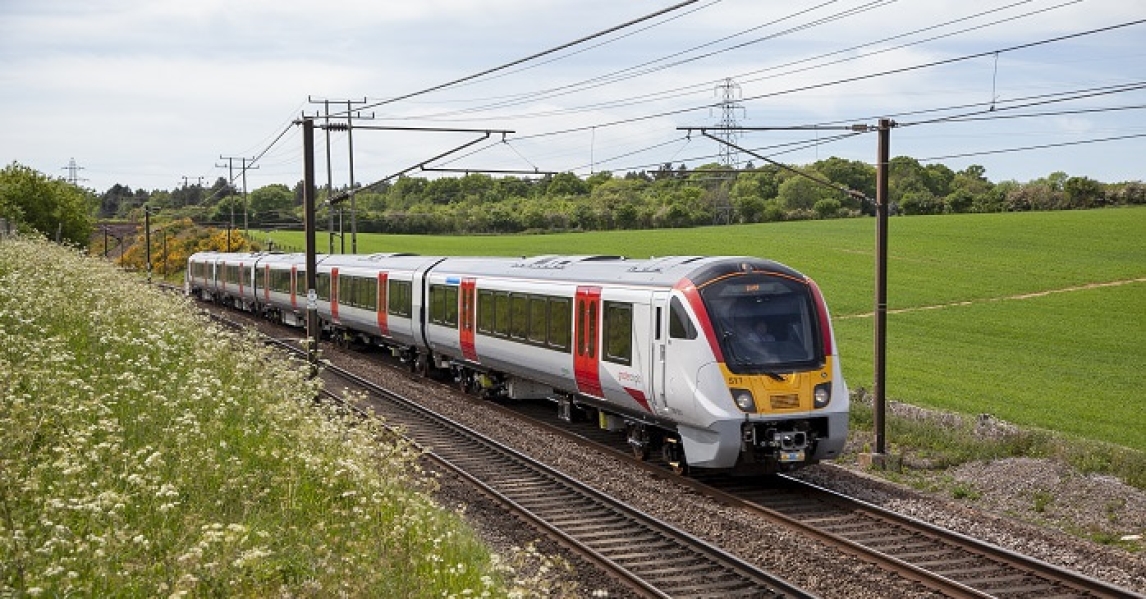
[{"xmin": 221, "ymin": 308, "xmax": 1146, "ymax": 597}]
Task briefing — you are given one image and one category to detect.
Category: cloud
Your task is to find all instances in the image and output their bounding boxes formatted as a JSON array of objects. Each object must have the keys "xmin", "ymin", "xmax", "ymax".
[{"xmin": 1, "ymin": 0, "xmax": 1142, "ymax": 192}]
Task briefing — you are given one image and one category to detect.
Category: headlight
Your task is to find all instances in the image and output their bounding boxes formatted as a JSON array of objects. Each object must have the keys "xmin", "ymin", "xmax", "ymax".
[
  {"xmin": 814, "ymin": 382, "xmax": 831, "ymax": 408},
  {"xmin": 731, "ymin": 388, "xmax": 756, "ymax": 412}
]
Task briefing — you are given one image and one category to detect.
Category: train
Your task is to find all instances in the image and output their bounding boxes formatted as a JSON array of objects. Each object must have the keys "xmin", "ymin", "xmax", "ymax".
[{"xmin": 186, "ymin": 250, "xmax": 848, "ymax": 475}]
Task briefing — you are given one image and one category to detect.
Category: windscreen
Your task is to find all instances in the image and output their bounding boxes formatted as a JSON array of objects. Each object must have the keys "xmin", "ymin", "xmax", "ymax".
[{"xmin": 698, "ymin": 273, "xmax": 824, "ymax": 374}]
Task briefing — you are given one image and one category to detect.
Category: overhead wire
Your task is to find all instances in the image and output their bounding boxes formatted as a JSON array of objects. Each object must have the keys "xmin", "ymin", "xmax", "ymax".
[
  {"xmin": 414, "ymin": 0, "xmax": 725, "ymax": 94},
  {"xmin": 339, "ymin": 0, "xmax": 709, "ymax": 117},
  {"xmin": 502, "ymin": 17, "xmax": 1146, "ymax": 144},
  {"xmin": 811, "ymin": 80, "xmax": 1146, "ymax": 129},
  {"xmin": 390, "ymin": 7, "xmax": 1146, "ymax": 183},
  {"xmin": 396, "ymin": 0, "xmax": 895, "ymax": 121},
  {"xmin": 213, "ymin": 3, "xmax": 1144, "ymax": 193},
  {"xmin": 390, "ymin": 0, "xmax": 1063, "ymax": 124},
  {"xmin": 918, "ymin": 132, "xmax": 1146, "ymax": 163},
  {"xmin": 208, "ymin": 1, "xmax": 712, "ymax": 189}
]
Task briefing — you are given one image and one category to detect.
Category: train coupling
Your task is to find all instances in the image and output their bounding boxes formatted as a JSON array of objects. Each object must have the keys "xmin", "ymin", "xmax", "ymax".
[{"xmin": 741, "ymin": 420, "xmax": 821, "ymax": 465}]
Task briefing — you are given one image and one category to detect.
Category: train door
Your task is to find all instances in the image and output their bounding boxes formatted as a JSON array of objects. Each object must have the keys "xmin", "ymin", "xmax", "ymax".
[
  {"xmin": 290, "ymin": 265, "xmax": 298, "ymax": 311},
  {"xmin": 459, "ymin": 278, "xmax": 478, "ymax": 362},
  {"xmin": 330, "ymin": 267, "xmax": 340, "ymax": 324},
  {"xmin": 661, "ymin": 293, "xmax": 703, "ymax": 421},
  {"xmin": 376, "ymin": 271, "xmax": 389, "ymax": 336},
  {"xmin": 263, "ymin": 265, "xmax": 271, "ymax": 304},
  {"xmin": 574, "ymin": 286, "xmax": 603, "ymax": 397},
  {"xmin": 650, "ymin": 291, "xmax": 670, "ymax": 409}
]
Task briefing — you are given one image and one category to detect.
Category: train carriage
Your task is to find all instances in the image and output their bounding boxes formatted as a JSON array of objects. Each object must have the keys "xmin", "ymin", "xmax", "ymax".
[
  {"xmin": 187, "ymin": 251, "xmax": 273, "ymax": 311},
  {"xmin": 185, "ymin": 251, "xmax": 219, "ymax": 300},
  {"xmin": 215, "ymin": 252, "xmax": 264, "ymax": 311},
  {"xmin": 316, "ymin": 253, "xmax": 446, "ymax": 354},
  {"xmin": 255, "ymin": 253, "xmax": 307, "ymax": 326},
  {"xmin": 187, "ymin": 250, "xmax": 847, "ymax": 475},
  {"xmin": 422, "ymin": 254, "xmax": 848, "ymax": 474}
]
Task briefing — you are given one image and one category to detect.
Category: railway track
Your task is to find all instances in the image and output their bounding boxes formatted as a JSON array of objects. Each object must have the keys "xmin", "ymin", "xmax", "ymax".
[
  {"xmin": 701, "ymin": 475, "xmax": 1138, "ymax": 599},
  {"xmin": 232, "ymin": 320, "xmax": 813, "ymax": 598},
  {"xmin": 199, "ymin": 299, "xmax": 1142, "ymax": 599},
  {"xmin": 499, "ymin": 398, "xmax": 1143, "ymax": 599}
]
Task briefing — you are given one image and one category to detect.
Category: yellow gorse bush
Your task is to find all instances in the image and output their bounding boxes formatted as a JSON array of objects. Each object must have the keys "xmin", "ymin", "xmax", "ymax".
[{"xmin": 0, "ymin": 236, "xmax": 569, "ymax": 597}]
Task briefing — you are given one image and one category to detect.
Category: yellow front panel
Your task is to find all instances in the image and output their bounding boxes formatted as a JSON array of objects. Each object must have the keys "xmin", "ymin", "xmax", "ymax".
[{"xmin": 720, "ymin": 357, "xmax": 833, "ymax": 413}]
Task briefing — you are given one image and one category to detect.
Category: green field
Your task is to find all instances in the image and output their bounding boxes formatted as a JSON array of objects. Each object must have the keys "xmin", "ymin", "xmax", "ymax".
[{"xmin": 261, "ymin": 208, "xmax": 1146, "ymax": 452}]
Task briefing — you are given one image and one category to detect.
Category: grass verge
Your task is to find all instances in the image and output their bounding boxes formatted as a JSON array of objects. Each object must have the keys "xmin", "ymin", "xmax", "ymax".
[
  {"xmin": 846, "ymin": 390, "xmax": 1146, "ymax": 492},
  {"xmin": 0, "ymin": 236, "xmax": 566, "ymax": 597}
]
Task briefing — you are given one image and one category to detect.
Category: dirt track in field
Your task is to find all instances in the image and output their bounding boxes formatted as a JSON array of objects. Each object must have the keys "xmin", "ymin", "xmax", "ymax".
[{"xmin": 838, "ymin": 277, "xmax": 1146, "ymax": 320}]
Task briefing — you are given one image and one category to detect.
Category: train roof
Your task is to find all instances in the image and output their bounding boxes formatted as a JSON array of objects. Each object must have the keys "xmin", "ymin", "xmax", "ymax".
[
  {"xmin": 430, "ymin": 255, "xmax": 807, "ymax": 287},
  {"xmin": 187, "ymin": 251, "xmax": 808, "ymax": 287}
]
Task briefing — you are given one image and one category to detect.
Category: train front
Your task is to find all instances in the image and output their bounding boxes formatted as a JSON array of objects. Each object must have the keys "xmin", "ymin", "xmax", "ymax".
[{"xmin": 678, "ymin": 259, "xmax": 848, "ymax": 474}]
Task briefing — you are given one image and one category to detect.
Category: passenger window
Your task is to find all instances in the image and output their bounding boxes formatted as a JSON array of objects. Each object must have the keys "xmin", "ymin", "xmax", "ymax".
[
  {"xmin": 510, "ymin": 294, "xmax": 528, "ymax": 339},
  {"xmin": 669, "ymin": 297, "xmax": 697, "ymax": 340},
  {"xmin": 495, "ymin": 291, "xmax": 510, "ymax": 337},
  {"xmin": 388, "ymin": 280, "xmax": 411, "ymax": 317},
  {"xmin": 315, "ymin": 273, "xmax": 330, "ymax": 301},
  {"xmin": 444, "ymin": 286, "xmax": 459, "ymax": 327},
  {"xmin": 603, "ymin": 301, "xmax": 632, "ymax": 365},
  {"xmin": 548, "ymin": 297, "xmax": 571, "ymax": 351},
  {"xmin": 528, "ymin": 296, "xmax": 547, "ymax": 344},
  {"xmin": 478, "ymin": 290, "xmax": 494, "ymax": 333}
]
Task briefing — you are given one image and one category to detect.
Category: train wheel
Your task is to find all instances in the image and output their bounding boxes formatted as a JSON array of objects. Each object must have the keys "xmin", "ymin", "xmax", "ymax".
[
  {"xmin": 632, "ymin": 444, "xmax": 650, "ymax": 461},
  {"xmin": 404, "ymin": 350, "xmax": 417, "ymax": 373},
  {"xmin": 627, "ymin": 424, "xmax": 651, "ymax": 461},
  {"xmin": 662, "ymin": 438, "xmax": 689, "ymax": 476},
  {"xmin": 414, "ymin": 354, "xmax": 430, "ymax": 378}
]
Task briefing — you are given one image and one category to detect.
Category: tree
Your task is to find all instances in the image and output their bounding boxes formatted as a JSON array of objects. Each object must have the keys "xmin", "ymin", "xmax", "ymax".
[
  {"xmin": 812, "ymin": 157, "xmax": 874, "ymax": 210},
  {"xmin": 494, "ymin": 176, "xmax": 531, "ymax": 200},
  {"xmin": 98, "ymin": 184, "xmax": 133, "ymax": 219},
  {"xmin": 1004, "ymin": 181, "xmax": 1060, "ymax": 211},
  {"xmin": 585, "ymin": 171, "xmax": 613, "ymax": 191},
  {"xmin": 388, "ymin": 176, "xmax": 428, "ymax": 209},
  {"xmin": 653, "ymin": 186, "xmax": 708, "ymax": 228},
  {"xmin": 590, "ymin": 178, "xmax": 647, "ymax": 230},
  {"xmin": 0, "ymin": 162, "xmax": 94, "ymax": 246},
  {"xmin": 1108, "ymin": 181, "xmax": 1146, "ymax": 205},
  {"xmin": 545, "ymin": 172, "xmax": 588, "ymax": 197},
  {"xmin": 946, "ymin": 165, "xmax": 994, "ymax": 214},
  {"xmin": 813, "ymin": 198, "xmax": 842, "ymax": 219},
  {"xmin": 1063, "ymin": 176, "xmax": 1104, "ymax": 209},
  {"xmin": 207, "ymin": 177, "xmax": 235, "ymax": 205},
  {"xmin": 170, "ymin": 183, "xmax": 204, "ymax": 208},
  {"xmin": 776, "ymin": 175, "xmax": 824, "ymax": 211},
  {"xmin": 424, "ymin": 177, "xmax": 462, "ymax": 205},
  {"xmin": 899, "ymin": 190, "xmax": 943, "ymax": 215},
  {"xmin": 249, "ymin": 184, "xmax": 295, "ymax": 224},
  {"xmin": 888, "ymin": 156, "xmax": 932, "ymax": 205},
  {"xmin": 923, "ymin": 163, "xmax": 955, "ymax": 197},
  {"xmin": 730, "ymin": 168, "xmax": 779, "ymax": 201},
  {"xmin": 458, "ymin": 173, "xmax": 495, "ymax": 203}
]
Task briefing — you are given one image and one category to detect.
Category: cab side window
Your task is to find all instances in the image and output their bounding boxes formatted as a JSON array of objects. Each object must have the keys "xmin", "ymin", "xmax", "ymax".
[{"xmin": 669, "ymin": 296, "xmax": 697, "ymax": 340}]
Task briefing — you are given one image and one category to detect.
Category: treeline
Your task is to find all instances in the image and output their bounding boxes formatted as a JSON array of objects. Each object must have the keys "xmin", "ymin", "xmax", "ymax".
[
  {"xmin": 96, "ymin": 158, "xmax": 1145, "ymax": 236},
  {"xmin": 4, "ymin": 157, "xmax": 1144, "ymax": 248}
]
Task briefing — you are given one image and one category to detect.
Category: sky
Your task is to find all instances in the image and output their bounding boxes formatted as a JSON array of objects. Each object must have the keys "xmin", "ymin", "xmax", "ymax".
[{"xmin": 1, "ymin": 0, "xmax": 1144, "ymax": 195}]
